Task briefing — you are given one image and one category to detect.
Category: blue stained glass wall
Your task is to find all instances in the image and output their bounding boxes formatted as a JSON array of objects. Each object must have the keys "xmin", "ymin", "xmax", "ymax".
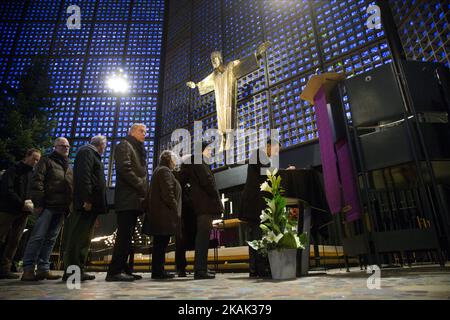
[
  {"xmin": 0, "ymin": 0, "xmax": 166, "ymax": 186},
  {"xmin": 160, "ymin": 0, "xmax": 406, "ymax": 165},
  {"xmin": 390, "ymin": 0, "xmax": 449, "ymax": 68}
]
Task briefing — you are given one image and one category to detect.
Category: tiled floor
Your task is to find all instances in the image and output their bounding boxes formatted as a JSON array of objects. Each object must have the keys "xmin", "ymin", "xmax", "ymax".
[{"xmin": 0, "ymin": 265, "xmax": 449, "ymax": 300}]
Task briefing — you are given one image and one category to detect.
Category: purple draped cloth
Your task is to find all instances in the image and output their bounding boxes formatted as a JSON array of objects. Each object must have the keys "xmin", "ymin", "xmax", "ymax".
[{"xmin": 314, "ymin": 87, "xmax": 361, "ymax": 222}]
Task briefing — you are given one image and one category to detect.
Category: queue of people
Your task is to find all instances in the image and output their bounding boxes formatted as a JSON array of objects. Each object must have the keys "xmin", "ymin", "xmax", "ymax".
[{"xmin": 0, "ymin": 123, "xmax": 225, "ymax": 282}]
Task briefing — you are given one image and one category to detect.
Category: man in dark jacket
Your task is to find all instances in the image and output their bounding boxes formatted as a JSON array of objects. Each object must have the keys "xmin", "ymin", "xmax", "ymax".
[
  {"xmin": 62, "ymin": 135, "xmax": 108, "ymax": 282},
  {"xmin": 0, "ymin": 149, "xmax": 41, "ymax": 279},
  {"xmin": 21, "ymin": 137, "xmax": 73, "ymax": 281},
  {"xmin": 178, "ymin": 142, "xmax": 223, "ymax": 279},
  {"xmin": 239, "ymin": 141, "xmax": 278, "ymax": 278},
  {"xmin": 106, "ymin": 124, "xmax": 147, "ymax": 282}
]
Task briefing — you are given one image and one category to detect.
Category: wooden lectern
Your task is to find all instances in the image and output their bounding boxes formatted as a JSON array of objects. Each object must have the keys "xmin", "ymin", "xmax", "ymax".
[{"xmin": 299, "ymin": 73, "xmax": 362, "ymax": 274}]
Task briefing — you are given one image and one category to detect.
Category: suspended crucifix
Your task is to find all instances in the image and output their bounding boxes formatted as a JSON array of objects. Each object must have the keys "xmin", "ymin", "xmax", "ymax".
[{"xmin": 187, "ymin": 41, "xmax": 271, "ymax": 150}]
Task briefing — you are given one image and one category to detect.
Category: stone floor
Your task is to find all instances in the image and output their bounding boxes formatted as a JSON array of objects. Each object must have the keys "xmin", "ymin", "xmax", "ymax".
[{"xmin": 0, "ymin": 265, "xmax": 449, "ymax": 300}]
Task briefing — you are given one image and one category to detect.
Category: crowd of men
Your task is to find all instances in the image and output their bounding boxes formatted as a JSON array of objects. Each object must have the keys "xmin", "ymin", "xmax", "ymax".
[{"xmin": 0, "ymin": 123, "xmax": 228, "ymax": 282}]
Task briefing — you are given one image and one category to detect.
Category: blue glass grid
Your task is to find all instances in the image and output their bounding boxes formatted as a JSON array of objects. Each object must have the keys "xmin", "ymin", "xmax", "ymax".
[
  {"xmin": 24, "ymin": 0, "xmax": 62, "ymax": 21},
  {"xmin": 82, "ymin": 57, "xmax": 123, "ymax": 94},
  {"xmin": 191, "ymin": 0, "xmax": 222, "ymax": 79},
  {"xmin": 0, "ymin": 23, "xmax": 19, "ymax": 55},
  {"xmin": 127, "ymin": 23, "xmax": 163, "ymax": 55},
  {"xmin": 0, "ymin": 0, "xmax": 26, "ymax": 21},
  {"xmin": 4, "ymin": 57, "xmax": 33, "ymax": 89},
  {"xmin": 389, "ymin": 0, "xmax": 419, "ymax": 25},
  {"xmin": 49, "ymin": 58, "xmax": 84, "ymax": 94},
  {"xmin": 167, "ymin": 4, "xmax": 191, "ymax": 45},
  {"xmin": 117, "ymin": 96, "xmax": 158, "ymax": 139},
  {"xmin": 69, "ymin": 139, "xmax": 89, "ymax": 163},
  {"xmin": 314, "ymin": 0, "xmax": 386, "ymax": 62},
  {"xmin": 395, "ymin": 0, "xmax": 450, "ymax": 68},
  {"xmin": 325, "ymin": 41, "xmax": 393, "ymax": 78},
  {"xmin": 223, "ymin": 0, "xmax": 264, "ymax": 58},
  {"xmin": 162, "ymin": 84, "xmax": 191, "ymax": 136},
  {"xmin": 96, "ymin": 0, "xmax": 131, "ymax": 21},
  {"xmin": 164, "ymin": 41, "xmax": 191, "ymax": 89},
  {"xmin": 270, "ymin": 75, "xmax": 318, "ymax": 148},
  {"xmin": 126, "ymin": 57, "xmax": 161, "ymax": 94},
  {"xmin": 14, "ymin": 23, "xmax": 55, "ymax": 55},
  {"xmin": 0, "ymin": 58, "xmax": 8, "ymax": 83},
  {"xmin": 192, "ymin": 91, "xmax": 215, "ymax": 121},
  {"xmin": 48, "ymin": 96, "xmax": 77, "ymax": 137},
  {"xmin": 132, "ymin": 0, "xmax": 165, "ymax": 21},
  {"xmin": 75, "ymin": 96, "xmax": 116, "ymax": 138},
  {"xmin": 89, "ymin": 23, "xmax": 127, "ymax": 55},
  {"xmin": 262, "ymin": 0, "xmax": 310, "ymax": 30},
  {"xmin": 52, "ymin": 21, "xmax": 92, "ymax": 55},
  {"xmin": 236, "ymin": 91, "xmax": 271, "ymax": 162},
  {"xmin": 266, "ymin": 15, "xmax": 320, "ymax": 85}
]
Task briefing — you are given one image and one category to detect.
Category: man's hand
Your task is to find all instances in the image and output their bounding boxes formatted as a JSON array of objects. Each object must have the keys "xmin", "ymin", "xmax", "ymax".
[
  {"xmin": 186, "ymin": 81, "xmax": 196, "ymax": 89},
  {"xmin": 22, "ymin": 200, "xmax": 34, "ymax": 213},
  {"xmin": 34, "ymin": 207, "xmax": 43, "ymax": 215},
  {"xmin": 286, "ymin": 165, "xmax": 296, "ymax": 170},
  {"xmin": 83, "ymin": 202, "xmax": 93, "ymax": 212}
]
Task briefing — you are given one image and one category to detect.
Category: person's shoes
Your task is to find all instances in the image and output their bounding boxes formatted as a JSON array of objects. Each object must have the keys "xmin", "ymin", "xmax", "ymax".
[
  {"xmin": 0, "ymin": 272, "xmax": 20, "ymax": 280},
  {"xmin": 177, "ymin": 270, "xmax": 187, "ymax": 278},
  {"xmin": 21, "ymin": 270, "xmax": 38, "ymax": 282},
  {"xmin": 81, "ymin": 273, "xmax": 96, "ymax": 281},
  {"xmin": 194, "ymin": 271, "xmax": 215, "ymax": 280},
  {"xmin": 151, "ymin": 272, "xmax": 175, "ymax": 280},
  {"xmin": 36, "ymin": 271, "xmax": 62, "ymax": 280},
  {"xmin": 249, "ymin": 271, "xmax": 258, "ymax": 278},
  {"xmin": 105, "ymin": 273, "xmax": 134, "ymax": 282},
  {"xmin": 126, "ymin": 273, "xmax": 142, "ymax": 280}
]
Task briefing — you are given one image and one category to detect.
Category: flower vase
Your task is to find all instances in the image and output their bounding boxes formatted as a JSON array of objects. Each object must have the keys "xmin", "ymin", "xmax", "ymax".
[{"xmin": 267, "ymin": 248, "xmax": 297, "ymax": 280}]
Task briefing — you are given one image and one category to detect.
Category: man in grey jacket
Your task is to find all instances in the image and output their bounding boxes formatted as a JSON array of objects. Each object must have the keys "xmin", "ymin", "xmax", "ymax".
[{"xmin": 106, "ymin": 124, "xmax": 147, "ymax": 282}]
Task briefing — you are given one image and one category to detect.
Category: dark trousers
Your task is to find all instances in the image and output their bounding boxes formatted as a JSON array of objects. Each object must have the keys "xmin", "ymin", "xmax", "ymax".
[
  {"xmin": 63, "ymin": 210, "xmax": 98, "ymax": 274},
  {"xmin": 152, "ymin": 235, "xmax": 170, "ymax": 275},
  {"xmin": 247, "ymin": 221, "xmax": 271, "ymax": 276},
  {"xmin": 107, "ymin": 211, "xmax": 139, "ymax": 276},
  {"xmin": 0, "ymin": 212, "xmax": 28, "ymax": 274},
  {"xmin": 175, "ymin": 234, "xmax": 187, "ymax": 272},
  {"xmin": 194, "ymin": 214, "xmax": 213, "ymax": 273}
]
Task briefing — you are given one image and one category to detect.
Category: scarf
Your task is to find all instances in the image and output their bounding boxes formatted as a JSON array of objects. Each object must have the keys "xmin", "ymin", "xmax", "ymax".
[{"xmin": 49, "ymin": 151, "xmax": 70, "ymax": 171}]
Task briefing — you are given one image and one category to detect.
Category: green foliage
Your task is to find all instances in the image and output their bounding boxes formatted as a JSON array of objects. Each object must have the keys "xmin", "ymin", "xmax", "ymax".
[
  {"xmin": 0, "ymin": 58, "xmax": 56, "ymax": 169},
  {"xmin": 247, "ymin": 168, "xmax": 308, "ymax": 255}
]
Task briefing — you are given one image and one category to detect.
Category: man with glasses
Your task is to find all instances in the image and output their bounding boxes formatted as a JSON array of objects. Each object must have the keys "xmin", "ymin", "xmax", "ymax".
[{"xmin": 21, "ymin": 137, "xmax": 73, "ymax": 281}]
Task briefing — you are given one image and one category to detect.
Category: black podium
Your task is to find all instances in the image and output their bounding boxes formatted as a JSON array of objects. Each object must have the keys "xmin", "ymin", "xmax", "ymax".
[{"xmin": 278, "ymin": 169, "xmax": 332, "ymax": 276}]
